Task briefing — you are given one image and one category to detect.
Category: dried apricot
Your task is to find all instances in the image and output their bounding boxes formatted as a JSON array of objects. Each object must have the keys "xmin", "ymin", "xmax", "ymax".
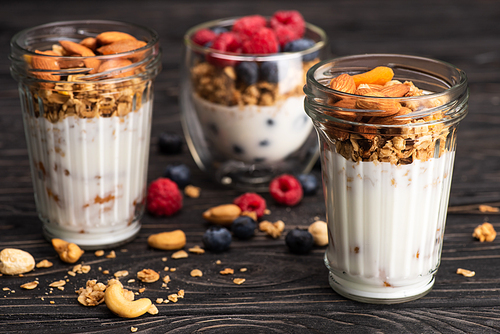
[{"xmin": 352, "ymin": 66, "xmax": 394, "ymax": 87}]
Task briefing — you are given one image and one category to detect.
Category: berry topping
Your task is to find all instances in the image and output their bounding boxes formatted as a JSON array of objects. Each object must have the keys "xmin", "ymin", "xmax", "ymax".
[
  {"xmin": 283, "ymin": 38, "xmax": 317, "ymax": 61},
  {"xmin": 231, "ymin": 216, "xmax": 257, "ymax": 240},
  {"xmin": 232, "ymin": 15, "xmax": 267, "ymax": 37},
  {"xmin": 147, "ymin": 178, "xmax": 183, "ymax": 216},
  {"xmin": 158, "ymin": 132, "xmax": 183, "ymax": 155},
  {"xmin": 241, "ymin": 27, "xmax": 279, "ymax": 54},
  {"xmin": 211, "ymin": 31, "xmax": 242, "ymax": 53},
  {"xmin": 270, "ymin": 10, "xmax": 306, "ymax": 39},
  {"xmin": 297, "ymin": 173, "xmax": 319, "ymax": 196},
  {"xmin": 163, "ymin": 164, "xmax": 191, "ymax": 189},
  {"xmin": 192, "ymin": 28, "xmax": 217, "ymax": 46},
  {"xmin": 211, "ymin": 26, "xmax": 229, "ymax": 35},
  {"xmin": 269, "ymin": 174, "xmax": 303, "ymax": 206},
  {"xmin": 202, "ymin": 226, "xmax": 232, "ymax": 252},
  {"xmin": 285, "ymin": 228, "xmax": 314, "ymax": 254},
  {"xmin": 236, "ymin": 61, "xmax": 259, "ymax": 85},
  {"xmin": 259, "ymin": 61, "xmax": 279, "ymax": 83},
  {"xmin": 233, "ymin": 192, "xmax": 267, "ymax": 218},
  {"xmin": 273, "ymin": 24, "xmax": 300, "ymax": 48}
]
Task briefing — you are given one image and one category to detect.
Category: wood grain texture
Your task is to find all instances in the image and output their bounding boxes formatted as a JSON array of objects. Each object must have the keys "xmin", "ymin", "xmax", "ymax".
[{"xmin": 1, "ymin": 0, "xmax": 500, "ymax": 333}]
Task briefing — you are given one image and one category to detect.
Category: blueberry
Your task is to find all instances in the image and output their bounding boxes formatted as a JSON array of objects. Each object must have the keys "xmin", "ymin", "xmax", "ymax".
[
  {"xmin": 231, "ymin": 216, "xmax": 257, "ymax": 240},
  {"xmin": 158, "ymin": 132, "xmax": 183, "ymax": 155},
  {"xmin": 259, "ymin": 140, "xmax": 269, "ymax": 146},
  {"xmin": 260, "ymin": 62, "xmax": 278, "ymax": 83},
  {"xmin": 285, "ymin": 228, "xmax": 314, "ymax": 254},
  {"xmin": 266, "ymin": 119, "xmax": 274, "ymax": 126},
  {"xmin": 163, "ymin": 164, "xmax": 191, "ymax": 188},
  {"xmin": 236, "ymin": 62, "xmax": 259, "ymax": 86},
  {"xmin": 211, "ymin": 26, "xmax": 229, "ymax": 35},
  {"xmin": 283, "ymin": 38, "xmax": 318, "ymax": 62},
  {"xmin": 203, "ymin": 226, "xmax": 232, "ymax": 252},
  {"xmin": 297, "ymin": 174, "xmax": 319, "ymax": 196}
]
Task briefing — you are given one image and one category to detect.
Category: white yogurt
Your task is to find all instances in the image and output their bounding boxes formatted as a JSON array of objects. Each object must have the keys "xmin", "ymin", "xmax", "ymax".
[
  {"xmin": 23, "ymin": 101, "xmax": 152, "ymax": 248},
  {"xmin": 192, "ymin": 93, "xmax": 312, "ymax": 163},
  {"xmin": 323, "ymin": 149, "xmax": 455, "ymax": 301}
]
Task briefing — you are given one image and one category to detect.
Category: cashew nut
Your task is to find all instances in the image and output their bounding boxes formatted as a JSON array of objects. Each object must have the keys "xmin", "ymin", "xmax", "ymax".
[
  {"xmin": 202, "ymin": 204, "xmax": 241, "ymax": 225},
  {"xmin": 0, "ymin": 248, "xmax": 35, "ymax": 275},
  {"xmin": 147, "ymin": 230, "xmax": 186, "ymax": 250},
  {"xmin": 105, "ymin": 283, "xmax": 152, "ymax": 318},
  {"xmin": 52, "ymin": 238, "xmax": 84, "ymax": 263},
  {"xmin": 308, "ymin": 221, "xmax": 329, "ymax": 246}
]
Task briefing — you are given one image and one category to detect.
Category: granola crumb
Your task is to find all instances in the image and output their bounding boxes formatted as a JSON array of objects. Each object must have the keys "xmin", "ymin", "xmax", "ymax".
[
  {"xmin": 20, "ymin": 281, "xmax": 39, "ymax": 290},
  {"xmin": 106, "ymin": 250, "xmax": 116, "ymax": 258},
  {"xmin": 163, "ymin": 266, "xmax": 169, "ymax": 271},
  {"xmin": 457, "ymin": 268, "xmax": 475, "ymax": 277},
  {"xmin": 156, "ymin": 298, "xmax": 164, "ymax": 304},
  {"xmin": 162, "ymin": 257, "xmax": 168, "ymax": 262},
  {"xmin": 114, "ymin": 270, "xmax": 129, "ymax": 278},
  {"xmin": 479, "ymin": 204, "xmax": 500, "ymax": 213},
  {"xmin": 220, "ymin": 268, "xmax": 234, "ymax": 275},
  {"xmin": 127, "ymin": 279, "xmax": 135, "ymax": 283},
  {"xmin": 137, "ymin": 269, "xmax": 160, "ymax": 283},
  {"xmin": 76, "ymin": 279, "xmax": 107, "ymax": 306},
  {"xmin": 240, "ymin": 268, "xmax": 247, "ymax": 272},
  {"xmin": 81, "ymin": 265, "xmax": 91, "ymax": 274},
  {"xmin": 188, "ymin": 245, "xmax": 205, "ymax": 254},
  {"xmin": 168, "ymin": 294, "xmax": 178, "ymax": 303},
  {"xmin": 49, "ymin": 301, "xmax": 55, "ymax": 304},
  {"xmin": 49, "ymin": 280, "xmax": 66, "ymax": 288},
  {"xmin": 259, "ymin": 220, "xmax": 285, "ymax": 238},
  {"xmin": 163, "ymin": 275, "xmax": 171, "ymax": 284},
  {"xmin": 94, "ymin": 250, "xmax": 105, "ymax": 257},
  {"xmin": 36, "ymin": 259, "xmax": 53, "ymax": 268},
  {"xmin": 216, "ymin": 260, "xmax": 222, "ymax": 265},
  {"xmin": 171, "ymin": 250, "xmax": 188, "ymax": 259},
  {"xmin": 472, "ymin": 222, "xmax": 497, "ymax": 242},
  {"xmin": 233, "ymin": 278, "xmax": 246, "ymax": 285},
  {"xmin": 68, "ymin": 271, "xmax": 76, "ymax": 277},
  {"xmin": 190, "ymin": 269, "xmax": 203, "ymax": 277},
  {"xmin": 170, "ymin": 268, "xmax": 176, "ymax": 272},
  {"xmin": 184, "ymin": 185, "xmax": 201, "ymax": 198},
  {"xmin": 58, "ymin": 286, "xmax": 64, "ymax": 291},
  {"xmin": 102, "ymin": 270, "xmax": 110, "ymax": 275},
  {"xmin": 147, "ymin": 304, "xmax": 159, "ymax": 315},
  {"xmin": 131, "ymin": 327, "xmax": 138, "ymax": 333},
  {"xmin": 177, "ymin": 289, "xmax": 184, "ymax": 298},
  {"xmin": 138, "ymin": 288, "xmax": 146, "ymax": 293}
]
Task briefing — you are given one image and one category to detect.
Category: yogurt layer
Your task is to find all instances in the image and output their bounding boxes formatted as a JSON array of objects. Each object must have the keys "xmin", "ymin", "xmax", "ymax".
[
  {"xmin": 24, "ymin": 100, "xmax": 152, "ymax": 246},
  {"xmin": 193, "ymin": 93, "xmax": 312, "ymax": 163},
  {"xmin": 323, "ymin": 149, "xmax": 455, "ymax": 298}
]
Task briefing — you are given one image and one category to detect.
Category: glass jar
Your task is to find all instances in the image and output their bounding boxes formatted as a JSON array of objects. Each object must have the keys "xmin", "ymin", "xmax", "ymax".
[
  {"xmin": 304, "ymin": 54, "xmax": 468, "ymax": 303},
  {"xmin": 180, "ymin": 17, "xmax": 328, "ymax": 191},
  {"xmin": 10, "ymin": 20, "xmax": 161, "ymax": 249}
]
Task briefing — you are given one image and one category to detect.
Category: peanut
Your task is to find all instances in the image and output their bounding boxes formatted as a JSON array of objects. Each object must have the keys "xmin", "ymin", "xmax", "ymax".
[
  {"xmin": 0, "ymin": 248, "xmax": 35, "ymax": 275},
  {"xmin": 147, "ymin": 230, "xmax": 186, "ymax": 250},
  {"xmin": 202, "ymin": 204, "xmax": 241, "ymax": 226},
  {"xmin": 308, "ymin": 221, "xmax": 329, "ymax": 246},
  {"xmin": 51, "ymin": 238, "xmax": 84, "ymax": 263},
  {"xmin": 104, "ymin": 283, "xmax": 152, "ymax": 318}
]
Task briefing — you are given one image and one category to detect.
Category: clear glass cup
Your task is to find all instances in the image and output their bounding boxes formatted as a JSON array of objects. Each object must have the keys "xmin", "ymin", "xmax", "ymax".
[
  {"xmin": 304, "ymin": 54, "xmax": 468, "ymax": 303},
  {"xmin": 180, "ymin": 18, "xmax": 328, "ymax": 191},
  {"xmin": 10, "ymin": 20, "xmax": 162, "ymax": 249}
]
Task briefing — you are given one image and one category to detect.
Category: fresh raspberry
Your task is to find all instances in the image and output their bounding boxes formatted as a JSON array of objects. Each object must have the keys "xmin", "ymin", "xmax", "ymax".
[
  {"xmin": 241, "ymin": 27, "xmax": 279, "ymax": 54},
  {"xmin": 233, "ymin": 192, "xmax": 267, "ymax": 218},
  {"xmin": 270, "ymin": 10, "xmax": 306, "ymax": 39},
  {"xmin": 207, "ymin": 31, "xmax": 242, "ymax": 67},
  {"xmin": 192, "ymin": 28, "xmax": 217, "ymax": 46},
  {"xmin": 269, "ymin": 174, "xmax": 303, "ymax": 206},
  {"xmin": 147, "ymin": 178, "xmax": 183, "ymax": 216},
  {"xmin": 232, "ymin": 15, "xmax": 267, "ymax": 37},
  {"xmin": 272, "ymin": 24, "xmax": 300, "ymax": 48}
]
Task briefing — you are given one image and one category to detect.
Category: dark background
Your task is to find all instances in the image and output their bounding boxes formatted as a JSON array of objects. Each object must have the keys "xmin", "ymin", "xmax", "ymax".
[{"xmin": 1, "ymin": 0, "xmax": 500, "ymax": 333}]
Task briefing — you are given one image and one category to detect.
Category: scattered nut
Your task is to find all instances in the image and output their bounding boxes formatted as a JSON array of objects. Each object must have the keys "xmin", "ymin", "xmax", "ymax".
[
  {"xmin": 148, "ymin": 230, "xmax": 186, "ymax": 250},
  {"xmin": 202, "ymin": 204, "xmax": 241, "ymax": 226},
  {"xmin": 240, "ymin": 268, "xmax": 247, "ymax": 272},
  {"xmin": 479, "ymin": 205, "xmax": 500, "ymax": 213},
  {"xmin": 147, "ymin": 304, "xmax": 159, "ymax": 315},
  {"xmin": 49, "ymin": 280, "xmax": 66, "ymax": 288},
  {"xmin": 184, "ymin": 185, "xmax": 201, "ymax": 198},
  {"xmin": 0, "ymin": 248, "xmax": 35, "ymax": 275},
  {"xmin": 220, "ymin": 268, "xmax": 234, "ymax": 275},
  {"xmin": 51, "ymin": 239, "xmax": 84, "ymax": 263},
  {"xmin": 36, "ymin": 259, "xmax": 53, "ymax": 268},
  {"xmin": 171, "ymin": 250, "xmax": 188, "ymax": 259},
  {"xmin": 308, "ymin": 221, "xmax": 329, "ymax": 246},
  {"xmin": 94, "ymin": 250, "xmax": 105, "ymax": 257},
  {"xmin": 457, "ymin": 268, "xmax": 475, "ymax": 277},
  {"xmin": 188, "ymin": 245, "xmax": 205, "ymax": 254},
  {"xmin": 137, "ymin": 269, "xmax": 160, "ymax": 283},
  {"xmin": 105, "ymin": 283, "xmax": 152, "ymax": 318},
  {"xmin": 76, "ymin": 280, "xmax": 106, "ymax": 306},
  {"xmin": 114, "ymin": 270, "xmax": 129, "ymax": 278},
  {"xmin": 20, "ymin": 281, "xmax": 39, "ymax": 290},
  {"xmin": 233, "ymin": 278, "xmax": 246, "ymax": 285},
  {"xmin": 131, "ymin": 327, "xmax": 138, "ymax": 333},
  {"xmin": 473, "ymin": 222, "xmax": 497, "ymax": 242},
  {"xmin": 259, "ymin": 220, "xmax": 285, "ymax": 238},
  {"xmin": 190, "ymin": 269, "xmax": 202, "ymax": 277}
]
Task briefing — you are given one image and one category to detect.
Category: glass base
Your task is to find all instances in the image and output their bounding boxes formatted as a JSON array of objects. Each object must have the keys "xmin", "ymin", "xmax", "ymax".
[
  {"xmin": 43, "ymin": 220, "xmax": 141, "ymax": 250},
  {"xmin": 328, "ymin": 271, "xmax": 434, "ymax": 304},
  {"xmin": 215, "ymin": 161, "xmax": 275, "ymax": 192}
]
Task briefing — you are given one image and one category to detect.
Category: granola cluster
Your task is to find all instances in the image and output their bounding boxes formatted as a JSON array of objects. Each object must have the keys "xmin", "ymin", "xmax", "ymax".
[{"xmin": 191, "ymin": 60, "xmax": 317, "ymax": 107}]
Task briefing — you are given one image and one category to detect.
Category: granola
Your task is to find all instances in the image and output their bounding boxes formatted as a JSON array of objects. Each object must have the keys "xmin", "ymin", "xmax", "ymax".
[{"xmin": 76, "ymin": 279, "xmax": 106, "ymax": 306}]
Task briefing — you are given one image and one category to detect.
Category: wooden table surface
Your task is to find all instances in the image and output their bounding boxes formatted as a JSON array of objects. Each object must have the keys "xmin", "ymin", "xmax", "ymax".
[{"xmin": 1, "ymin": 0, "xmax": 500, "ymax": 333}]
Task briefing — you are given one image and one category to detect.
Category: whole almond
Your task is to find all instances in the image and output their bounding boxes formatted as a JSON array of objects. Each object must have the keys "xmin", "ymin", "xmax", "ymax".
[
  {"xmin": 330, "ymin": 74, "xmax": 356, "ymax": 94},
  {"xmin": 97, "ymin": 59, "xmax": 134, "ymax": 78},
  {"xmin": 380, "ymin": 84, "xmax": 410, "ymax": 97},
  {"xmin": 80, "ymin": 37, "xmax": 97, "ymax": 51},
  {"xmin": 96, "ymin": 31, "xmax": 137, "ymax": 45},
  {"xmin": 59, "ymin": 40, "xmax": 95, "ymax": 57},
  {"xmin": 97, "ymin": 39, "xmax": 147, "ymax": 55},
  {"xmin": 333, "ymin": 98, "xmax": 356, "ymax": 109},
  {"xmin": 202, "ymin": 204, "xmax": 241, "ymax": 226},
  {"xmin": 32, "ymin": 50, "xmax": 60, "ymax": 82},
  {"xmin": 355, "ymin": 91, "xmax": 401, "ymax": 116}
]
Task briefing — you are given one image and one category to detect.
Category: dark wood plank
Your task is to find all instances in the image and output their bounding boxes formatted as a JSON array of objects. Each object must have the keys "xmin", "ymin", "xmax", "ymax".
[{"xmin": 1, "ymin": 0, "xmax": 500, "ymax": 333}]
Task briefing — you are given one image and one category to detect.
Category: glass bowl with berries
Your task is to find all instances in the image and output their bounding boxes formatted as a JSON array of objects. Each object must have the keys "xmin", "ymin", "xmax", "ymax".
[{"xmin": 180, "ymin": 11, "xmax": 328, "ymax": 191}]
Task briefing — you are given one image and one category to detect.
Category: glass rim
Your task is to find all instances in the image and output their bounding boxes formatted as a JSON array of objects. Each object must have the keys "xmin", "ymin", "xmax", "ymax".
[
  {"xmin": 183, "ymin": 16, "xmax": 328, "ymax": 62},
  {"xmin": 304, "ymin": 53, "xmax": 469, "ymax": 129}
]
